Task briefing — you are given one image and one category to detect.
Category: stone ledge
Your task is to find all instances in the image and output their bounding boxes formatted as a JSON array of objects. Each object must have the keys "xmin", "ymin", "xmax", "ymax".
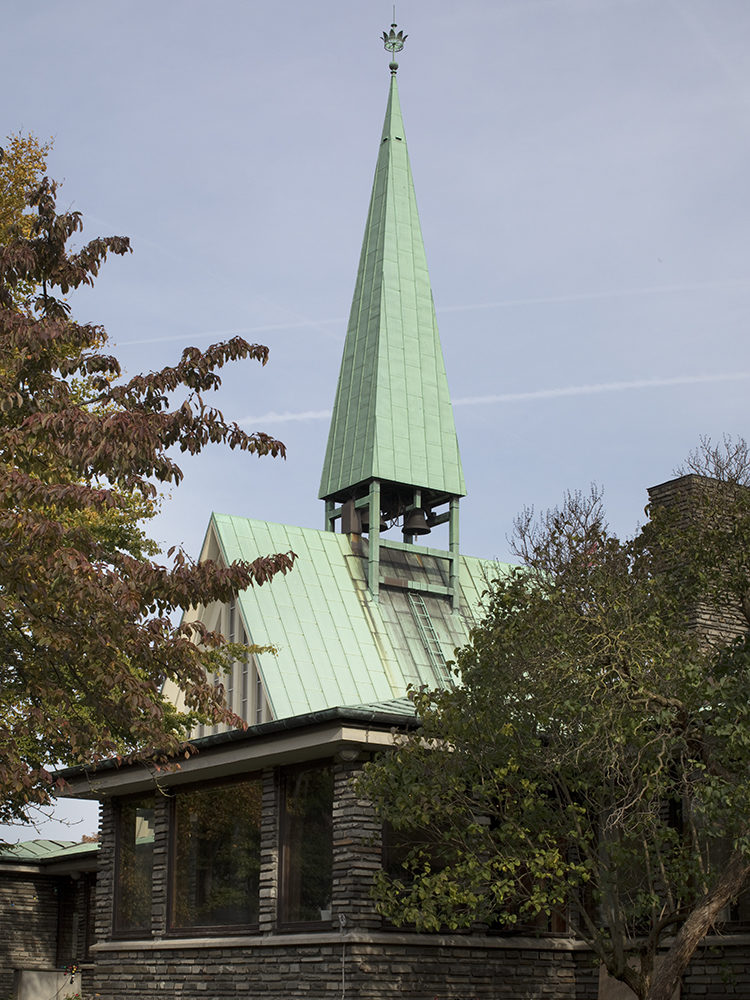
[
  {"xmin": 92, "ymin": 931, "xmax": 586, "ymax": 952},
  {"xmin": 90, "ymin": 929, "xmax": 750, "ymax": 955}
]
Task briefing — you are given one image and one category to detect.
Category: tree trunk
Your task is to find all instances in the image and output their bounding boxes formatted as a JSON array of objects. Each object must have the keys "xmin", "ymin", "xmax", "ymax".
[{"xmin": 646, "ymin": 849, "xmax": 750, "ymax": 1000}]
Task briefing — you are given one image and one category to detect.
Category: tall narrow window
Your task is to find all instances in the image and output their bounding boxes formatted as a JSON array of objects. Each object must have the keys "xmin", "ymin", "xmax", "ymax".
[
  {"xmin": 226, "ymin": 602, "xmax": 239, "ymax": 715},
  {"xmin": 114, "ymin": 796, "xmax": 155, "ymax": 935},
  {"xmin": 255, "ymin": 666, "xmax": 265, "ymax": 725},
  {"xmin": 226, "ymin": 662, "xmax": 235, "ymax": 714},
  {"xmin": 170, "ymin": 777, "xmax": 262, "ymax": 930},
  {"xmin": 280, "ymin": 764, "xmax": 334, "ymax": 925},
  {"xmin": 240, "ymin": 655, "xmax": 249, "ymax": 723}
]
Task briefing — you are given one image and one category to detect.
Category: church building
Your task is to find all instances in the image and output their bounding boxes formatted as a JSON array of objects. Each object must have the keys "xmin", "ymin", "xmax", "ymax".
[{"xmin": 3, "ymin": 25, "xmax": 747, "ymax": 1000}]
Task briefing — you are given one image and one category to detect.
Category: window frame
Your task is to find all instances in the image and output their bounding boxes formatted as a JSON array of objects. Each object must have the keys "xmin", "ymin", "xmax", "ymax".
[
  {"xmin": 277, "ymin": 761, "xmax": 334, "ymax": 930},
  {"xmin": 166, "ymin": 773, "xmax": 264, "ymax": 937},
  {"xmin": 112, "ymin": 793, "xmax": 156, "ymax": 939}
]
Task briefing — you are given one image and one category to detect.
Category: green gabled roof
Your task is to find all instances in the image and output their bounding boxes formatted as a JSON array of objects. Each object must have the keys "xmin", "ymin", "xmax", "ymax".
[
  {"xmin": 210, "ymin": 514, "xmax": 504, "ymax": 721},
  {"xmin": 319, "ymin": 71, "xmax": 465, "ymax": 501}
]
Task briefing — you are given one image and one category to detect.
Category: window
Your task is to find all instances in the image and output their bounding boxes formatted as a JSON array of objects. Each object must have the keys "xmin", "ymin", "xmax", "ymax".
[
  {"xmin": 228, "ymin": 598, "xmax": 237, "ymax": 642},
  {"xmin": 240, "ymin": 654, "xmax": 249, "ymax": 722},
  {"xmin": 279, "ymin": 764, "xmax": 334, "ymax": 925},
  {"xmin": 170, "ymin": 777, "xmax": 262, "ymax": 931},
  {"xmin": 114, "ymin": 795, "xmax": 155, "ymax": 935},
  {"xmin": 255, "ymin": 665, "xmax": 265, "ymax": 724}
]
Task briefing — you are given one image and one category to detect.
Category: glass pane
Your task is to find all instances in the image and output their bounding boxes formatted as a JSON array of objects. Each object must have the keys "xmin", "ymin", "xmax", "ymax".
[
  {"xmin": 172, "ymin": 778, "xmax": 262, "ymax": 928},
  {"xmin": 115, "ymin": 797, "xmax": 155, "ymax": 934},
  {"xmin": 281, "ymin": 766, "xmax": 334, "ymax": 923}
]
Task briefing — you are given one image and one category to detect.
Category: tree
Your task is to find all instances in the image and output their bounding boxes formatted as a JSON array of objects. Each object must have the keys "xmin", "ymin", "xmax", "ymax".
[
  {"xmin": 0, "ymin": 133, "xmax": 51, "ymax": 243},
  {"xmin": 0, "ymin": 170, "xmax": 295, "ymax": 825},
  {"xmin": 360, "ymin": 441, "xmax": 750, "ymax": 1000},
  {"xmin": 0, "ymin": 133, "xmax": 52, "ymax": 309}
]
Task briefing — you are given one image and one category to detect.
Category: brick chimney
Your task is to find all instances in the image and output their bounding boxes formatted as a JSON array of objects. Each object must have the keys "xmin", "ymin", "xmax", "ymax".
[{"xmin": 647, "ymin": 474, "xmax": 748, "ymax": 647}]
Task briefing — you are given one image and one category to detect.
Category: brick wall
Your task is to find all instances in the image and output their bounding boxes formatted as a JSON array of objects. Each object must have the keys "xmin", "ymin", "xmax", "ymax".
[
  {"xmin": 0, "ymin": 873, "xmax": 60, "ymax": 1000},
  {"xmin": 87, "ymin": 933, "xmax": 598, "ymax": 1000},
  {"xmin": 151, "ymin": 794, "xmax": 169, "ymax": 937},
  {"xmin": 95, "ymin": 800, "xmax": 116, "ymax": 947},
  {"xmin": 332, "ymin": 759, "xmax": 382, "ymax": 931},
  {"xmin": 83, "ymin": 932, "xmax": 750, "ymax": 1000},
  {"xmin": 682, "ymin": 935, "xmax": 750, "ymax": 998},
  {"xmin": 258, "ymin": 767, "xmax": 279, "ymax": 933}
]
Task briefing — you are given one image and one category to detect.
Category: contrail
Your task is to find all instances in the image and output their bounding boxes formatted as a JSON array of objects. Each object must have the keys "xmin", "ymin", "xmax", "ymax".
[
  {"xmin": 452, "ymin": 372, "xmax": 750, "ymax": 407},
  {"xmin": 439, "ymin": 278, "xmax": 750, "ymax": 313},
  {"xmin": 240, "ymin": 409, "xmax": 332, "ymax": 426},
  {"xmin": 118, "ymin": 318, "xmax": 344, "ymax": 348},
  {"xmin": 241, "ymin": 372, "xmax": 750, "ymax": 425},
  {"xmin": 116, "ymin": 278, "xmax": 750, "ymax": 347}
]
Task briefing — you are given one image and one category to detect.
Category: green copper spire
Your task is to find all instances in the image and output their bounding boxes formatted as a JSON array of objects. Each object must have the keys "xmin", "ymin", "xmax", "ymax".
[{"xmin": 319, "ymin": 37, "xmax": 466, "ymax": 509}]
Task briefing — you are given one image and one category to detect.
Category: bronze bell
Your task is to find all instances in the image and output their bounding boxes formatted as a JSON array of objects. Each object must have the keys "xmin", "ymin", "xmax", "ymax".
[
  {"xmin": 360, "ymin": 509, "xmax": 388, "ymax": 533},
  {"xmin": 402, "ymin": 508, "xmax": 431, "ymax": 536}
]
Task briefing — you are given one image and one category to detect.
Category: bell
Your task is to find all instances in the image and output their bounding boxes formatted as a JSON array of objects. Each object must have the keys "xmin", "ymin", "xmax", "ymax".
[
  {"xmin": 402, "ymin": 508, "xmax": 431, "ymax": 536},
  {"xmin": 360, "ymin": 509, "xmax": 388, "ymax": 533}
]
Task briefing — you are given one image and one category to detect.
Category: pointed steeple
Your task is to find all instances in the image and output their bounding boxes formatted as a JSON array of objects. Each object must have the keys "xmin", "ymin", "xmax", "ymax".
[
  {"xmin": 320, "ymin": 28, "xmax": 464, "ymax": 604},
  {"xmin": 320, "ymin": 41, "xmax": 464, "ymax": 504}
]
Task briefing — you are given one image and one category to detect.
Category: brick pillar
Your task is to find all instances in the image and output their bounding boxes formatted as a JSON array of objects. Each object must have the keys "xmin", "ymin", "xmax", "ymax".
[
  {"xmin": 151, "ymin": 793, "xmax": 170, "ymax": 937},
  {"xmin": 258, "ymin": 767, "xmax": 278, "ymax": 933},
  {"xmin": 332, "ymin": 759, "xmax": 382, "ymax": 930},
  {"xmin": 94, "ymin": 799, "xmax": 115, "ymax": 944}
]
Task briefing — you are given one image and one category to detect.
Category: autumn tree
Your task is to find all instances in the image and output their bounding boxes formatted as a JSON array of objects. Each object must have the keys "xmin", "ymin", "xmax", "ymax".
[
  {"xmin": 0, "ymin": 169, "xmax": 295, "ymax": 824},
  {"xmin": 360, "ymin": 442, "xmax": 750, "ymax": 1000},
  {"xmin": 1, "ymin": 136, "xmax": 160, "ymax": 569},
  {"xmin": 1, "ymin": 133, "xmax": 52, "ymax": 309},
  {"xmin": 0, "ymin": 132, "xmax": 51, "ymax": 243}
]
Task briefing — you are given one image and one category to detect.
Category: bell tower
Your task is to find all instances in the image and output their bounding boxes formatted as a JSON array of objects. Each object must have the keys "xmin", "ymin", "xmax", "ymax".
[{"xmin": 319, "ymin": 25, "xmax": 465, "ymax": 607}]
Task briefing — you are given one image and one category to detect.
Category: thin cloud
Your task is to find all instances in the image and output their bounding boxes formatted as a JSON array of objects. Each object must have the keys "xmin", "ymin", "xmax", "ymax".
[
  {"xmin": 116, "ymin": 278, "xmax": 750, "ymax": 347},
  {"xmin": 453, "ymin": 373, "xmax": 750, "ymax": 407},
  {"xmin": 439, "ymin": 278, "xmax": 750, "ymax": 314},
  {"xmin": 119, "ymin": 318, "xmax": 345, "ymax": 348},
  {"xmin": 239, "ymin": 409, "xmax": 333, "ymax": 426},
  {"xmin": 242, "ymin": 372, "xmax": 750, "ymax": 425}
]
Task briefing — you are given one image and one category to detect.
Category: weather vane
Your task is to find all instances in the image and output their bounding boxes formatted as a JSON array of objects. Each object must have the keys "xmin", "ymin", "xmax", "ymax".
[{"xmin": 382, "ymin": 15, "xmax": 407, "ymax": 74}]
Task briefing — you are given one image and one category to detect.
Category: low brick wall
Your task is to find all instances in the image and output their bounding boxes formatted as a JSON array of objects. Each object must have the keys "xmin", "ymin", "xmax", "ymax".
[
  {"xmin": 87, "ymin": 931, "xmax": 599, "ymax": 1000},
  {"xmin": 682, "ymin": 935, "xmax": 750, "ymax": 998}
]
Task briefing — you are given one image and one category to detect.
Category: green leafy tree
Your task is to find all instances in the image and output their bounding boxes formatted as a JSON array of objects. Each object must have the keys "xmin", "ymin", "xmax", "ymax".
[
  {"xmin": 0, "ymin": 172, "xmax": 295, "ymax": 824},
  {"xmin": 360, "ymin": 440, "xmax": 750, "ymax": 1000}
]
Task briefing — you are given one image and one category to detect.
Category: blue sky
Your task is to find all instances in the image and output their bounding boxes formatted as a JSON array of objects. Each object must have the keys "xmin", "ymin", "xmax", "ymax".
[{"xmin": 2, "ymin": 0, "xmax": 749, "ymax": 839}]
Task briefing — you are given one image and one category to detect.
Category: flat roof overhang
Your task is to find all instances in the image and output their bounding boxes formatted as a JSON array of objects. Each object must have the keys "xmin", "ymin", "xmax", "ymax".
[{"xmin": 56, "ymin": 705, "xmax": 416, "ymax": 800}]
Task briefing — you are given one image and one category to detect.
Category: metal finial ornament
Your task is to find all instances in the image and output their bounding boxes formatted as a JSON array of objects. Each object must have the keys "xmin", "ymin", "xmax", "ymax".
[{"xmin": 382, "ymin": 22, "xmax": 407, "ymax": 73}]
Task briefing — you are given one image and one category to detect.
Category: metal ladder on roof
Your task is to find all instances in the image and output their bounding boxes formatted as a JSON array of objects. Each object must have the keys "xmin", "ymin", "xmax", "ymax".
[{"xmin": 407, "ymin": 592, "xmax": 453, "ymax": 688}]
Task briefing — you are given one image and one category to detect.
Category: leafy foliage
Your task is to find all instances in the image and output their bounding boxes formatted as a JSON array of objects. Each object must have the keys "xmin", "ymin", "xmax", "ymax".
[
  {"xmin": 0, "ymin": 133, "xmax": 52, "ymax": 309},
  {"xmin": 0, "ymin": 133, "xmax": 51, "ymax": 244},
  {"xmin": 360, "ymin": 449, "xmax": 750, "ymax": 1000},
  {"xmin": 0, "ymin": 168, "xmax": 295, "ymax": 823}
]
